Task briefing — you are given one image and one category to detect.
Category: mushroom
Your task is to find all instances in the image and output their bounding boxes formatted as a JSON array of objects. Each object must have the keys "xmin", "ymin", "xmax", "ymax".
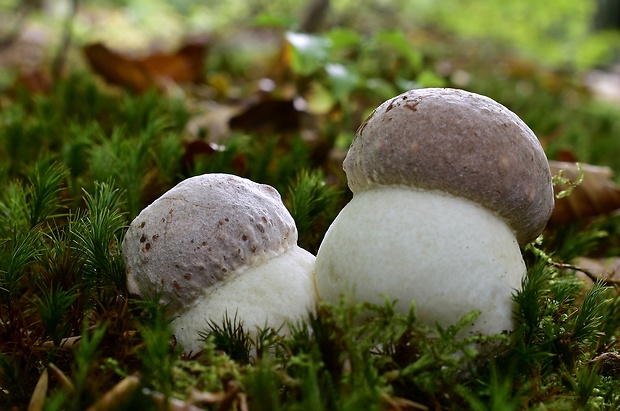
[
  {"xmin": 315, "ymin": 88, "xmax": 554, "ymax": 336},
  {"xmin": 122, "ymin": 173, "xmax": 316, "ymax": 354}
]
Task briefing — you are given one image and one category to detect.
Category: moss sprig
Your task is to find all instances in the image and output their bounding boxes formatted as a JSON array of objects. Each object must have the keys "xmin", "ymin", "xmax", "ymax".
[
  {"xmin": 287, "ymin": 168, "xmax": 341, "ymax": 252},
  {"xmin": 71, "ymin": 181, "xmax": 127, "ymax": 298}
]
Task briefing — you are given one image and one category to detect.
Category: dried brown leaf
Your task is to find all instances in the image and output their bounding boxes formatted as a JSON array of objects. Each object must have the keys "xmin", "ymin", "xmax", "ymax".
[
  {"xmin": 142, "ymin": 43, "xmax": 207, "ymax": 84},
  {"xmin": 549, "ymin": 160, "xmax": 620, "ymax": 225},
  {"xmin": 82, "ymin": 41, "xmax": 208, "ymax": 93},
  {"xmin": 83, "ymin": 43, "xmax": 153, "ymax": 93}
]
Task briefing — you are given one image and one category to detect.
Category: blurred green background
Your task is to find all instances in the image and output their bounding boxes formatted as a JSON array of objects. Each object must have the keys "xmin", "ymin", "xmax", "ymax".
[{"xmin": 1, "ymin": 0, "xmax": 619, "ymax": 69}]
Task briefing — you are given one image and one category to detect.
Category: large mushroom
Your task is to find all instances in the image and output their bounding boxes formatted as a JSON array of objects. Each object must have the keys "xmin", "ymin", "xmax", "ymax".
[
  {"xmin": 315, "ymin": 88, "xmax": 554, "ymax": 335},
  {"xmin": 122, "ymin": 173, "xmax": 316, "ymax": 354}
]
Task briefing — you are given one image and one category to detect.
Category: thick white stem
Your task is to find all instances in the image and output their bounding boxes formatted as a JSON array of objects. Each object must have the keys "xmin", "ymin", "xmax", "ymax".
[
  {"xmin": 315, "ymin": 187, "xmax": 525, "ymax": 335},
  {"xmin": 172, "ymin": 246, "xmax": 316, "ymax": 354}
]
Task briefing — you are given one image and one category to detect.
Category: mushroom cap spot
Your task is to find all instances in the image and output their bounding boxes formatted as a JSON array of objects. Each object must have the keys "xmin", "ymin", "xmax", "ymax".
[
  {"xmin": 344, "ymin": 88, "xmax": 554, "ymax": 246},
  {"xmin": 122, "ymin": 173, "xmax": 298, "ymax": 312}
]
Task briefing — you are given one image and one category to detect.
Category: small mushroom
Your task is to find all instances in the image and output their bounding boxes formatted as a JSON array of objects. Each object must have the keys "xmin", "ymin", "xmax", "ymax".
[
  {"xmin": 315, "ymin": 88, "xmax": 554, "ymax": 335},
  {"xmin": 122, "ymin": 173, "xmax": 316, "ymax": 354}
]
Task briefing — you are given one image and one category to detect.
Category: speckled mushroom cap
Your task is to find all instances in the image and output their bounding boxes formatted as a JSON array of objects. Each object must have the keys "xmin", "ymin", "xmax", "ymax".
[
  {"xmin": 122, "ymin": 173, "xmax": 298, "ymax": 312},
  {"xmin": 344, "ymin": 88, "xmax": 554, "ymax": 246}
]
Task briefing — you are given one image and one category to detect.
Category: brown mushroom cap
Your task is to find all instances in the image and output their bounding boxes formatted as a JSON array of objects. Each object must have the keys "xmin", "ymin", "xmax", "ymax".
[
  {"xmin": 122, "ymin": 173, "xmax": 298, "ymax": 312},
  {"xmin": 344, "ymin": 88, "xmax": 554, "ymax": 246}
]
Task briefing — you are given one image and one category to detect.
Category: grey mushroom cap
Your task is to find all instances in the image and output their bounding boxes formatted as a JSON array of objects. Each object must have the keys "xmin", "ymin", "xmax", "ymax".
[
  {"xmin": 122, "ymin": 173, "xmax": 298, "ymax": 312},
  {"xmin": 344, "ymin": 88, "xmax": 554, "ymax": 246}
]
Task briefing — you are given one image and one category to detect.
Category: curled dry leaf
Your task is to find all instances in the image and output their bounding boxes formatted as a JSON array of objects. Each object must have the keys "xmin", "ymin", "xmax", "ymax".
[{"xmin": 549, "ymin": 160, "xmax": 620, "ymax": 225}]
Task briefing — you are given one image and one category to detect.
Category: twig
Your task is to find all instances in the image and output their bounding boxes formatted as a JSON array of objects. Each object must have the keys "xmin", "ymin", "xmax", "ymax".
[{"xmin": 553, "ymin": 261, "xmax": 620, "ymax": 288}]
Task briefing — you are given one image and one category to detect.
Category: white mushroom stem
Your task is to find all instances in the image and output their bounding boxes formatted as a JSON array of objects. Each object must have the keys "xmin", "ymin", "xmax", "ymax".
[
  {"xmin": 315, "ymin": 187, "xmax": 525, "ymax": 335},
  {"xmin": 172, "ymin": 245, "xmax": 316, "ymax": 354}
]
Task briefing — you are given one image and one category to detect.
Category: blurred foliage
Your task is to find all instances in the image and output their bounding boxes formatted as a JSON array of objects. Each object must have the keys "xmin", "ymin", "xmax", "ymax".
[
  {"xmin": 2, "ymin": 0, "xmax": 618, "ymax": 68},
  {"xmin": 410, "ymin": 0, "xmax": 620, "ymax": 69},
  {"xmin": 67, "ymin": 0, "xmax": 620, "ymax": 69}
]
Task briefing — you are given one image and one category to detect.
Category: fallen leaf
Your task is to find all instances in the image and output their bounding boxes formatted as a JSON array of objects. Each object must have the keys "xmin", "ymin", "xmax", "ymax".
[
  {"xmin": 83, "ymin": 41, "xmax": 208, "ymax": 93},
  {"xmin": 83, "ymin": 43, "xmax": 153, "ymax": 93},
  {"xmin": 549, "ymin": 160, "xmax": 620, "ymax": 225},
  {"xmin": 142, "ymin": 43, "xmax": 207, "ymax": 84}
]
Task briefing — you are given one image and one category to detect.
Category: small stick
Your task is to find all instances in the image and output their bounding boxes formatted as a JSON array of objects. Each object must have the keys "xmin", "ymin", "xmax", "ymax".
[{"xmin": 554, "ymin": 261, "xmax": 620, "ymax": 288}]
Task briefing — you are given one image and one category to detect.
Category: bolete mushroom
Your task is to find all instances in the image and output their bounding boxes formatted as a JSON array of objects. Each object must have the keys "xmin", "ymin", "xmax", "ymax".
[
  {"xmin": 315, "ymin": 88, "xmax": 554, "ymax": 335},
  {"xmin": 122, "ymin": 173, "xmax": 316, "ymax": 354}
]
